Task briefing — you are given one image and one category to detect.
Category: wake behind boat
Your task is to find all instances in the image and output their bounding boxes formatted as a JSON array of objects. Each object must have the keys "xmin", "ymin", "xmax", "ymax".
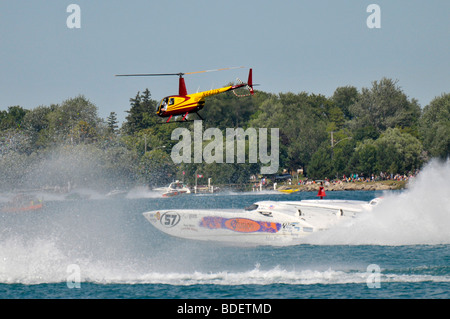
[{"xmin": 142, "ymin": 198, "xmax": 381, "ymax": 245}]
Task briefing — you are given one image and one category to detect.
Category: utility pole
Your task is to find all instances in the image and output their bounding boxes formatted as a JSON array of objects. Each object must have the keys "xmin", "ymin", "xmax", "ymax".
[{"xmin": 330, "ymin": 130, "xmax": 352, "ymax": 165}]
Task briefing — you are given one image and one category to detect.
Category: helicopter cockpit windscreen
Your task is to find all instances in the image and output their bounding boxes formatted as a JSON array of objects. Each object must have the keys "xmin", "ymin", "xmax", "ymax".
[{"xmin": 157, "ymin": 97, "xmax": 169, "ymax": 113}]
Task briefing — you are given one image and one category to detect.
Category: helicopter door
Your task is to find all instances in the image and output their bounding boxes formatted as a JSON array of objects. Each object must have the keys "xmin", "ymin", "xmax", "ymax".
[{"xmin": 157, "ymin": 97, "xmax": 169, "ymax": 114}]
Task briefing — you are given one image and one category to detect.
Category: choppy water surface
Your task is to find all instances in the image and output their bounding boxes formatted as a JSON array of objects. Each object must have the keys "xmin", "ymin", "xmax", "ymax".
[{"xmin": 1, "ymin": 161, "xmax": 449, "ymax": 299}]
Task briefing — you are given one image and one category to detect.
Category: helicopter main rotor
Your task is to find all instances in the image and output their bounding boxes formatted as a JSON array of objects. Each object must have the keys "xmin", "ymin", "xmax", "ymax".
[{"xmin": 115, "ymin": 66, "xmax": 244, "ymax": 78}]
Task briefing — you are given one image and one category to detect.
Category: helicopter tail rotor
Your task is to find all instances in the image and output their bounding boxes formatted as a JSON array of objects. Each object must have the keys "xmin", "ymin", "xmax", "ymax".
[
  {"xmin": 232, "ymin": 68, "xmax": 255, "ymax": 97},
  {"xmin": 247, "ymin": 68, "xmax": 254, "ymax": 95}
]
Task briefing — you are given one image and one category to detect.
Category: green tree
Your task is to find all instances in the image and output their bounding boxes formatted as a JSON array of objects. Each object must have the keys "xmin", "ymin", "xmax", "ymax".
[
  {"xmin": 353, "ymin": 126, "xmax": 379, "ymax": 142},
  {"xmin": 349, "ymin": 78, "xmax": 421, "ymax": 133},
  {"xmin": 60, "ymin": 96, "xmax": 100, "ymax": 128},
  {"xmin": 250, "ymin": 93, "xmax": 328, "ymax": 173},
  {"xmin": 326, "ymin": 106, "xmax": 346, "ymax": 131},
  {"xmin": 73, "ymin": 120, "xmax": 98, "ymax": 143},
  {"xmin": 138, "ymin": 148, "xmax": 176, "ymax": 186},
  {"xmin": 43, "ymin": 96, "xmax": 101, "ymax": 144},
  {"xmin": 374, "ymin": 128, "xmax": 424, "ymax": 174},
  {"xmin": 100, "ymin": 144, "xmax": 139, "ymax": 188},
  {"xmin": 23, "ymin": 105, "xmax": 51, "ymax": 132},
  {"xmin": 332, "ymin": 86, "xmax": 359, "ymax": 120},
  {"xmin": 123, "ymin": 89, "xmax": 158, "ymax": 134},
  {"xmin": 349, "ymin": 139, "xmax": 378, "ymax": 176},
  {"xmin": 420, "ymin": 93, "xmax": 450, "ymax": 159},
  {"xmin": 106, "ymin": 112, "xmax": 119, "ymax": 134},
  {"xmin": 307, "ymin": 143, "xmax": 333, "ymax": 179},
  {"xmin": 201, "ymin": 90, "xmax": 257, "ymax": 130},
  {"xmin": 331, "ymin": 137, "xmax": 355, "ymax": 178},
  {"xmin": 0, "ymin": 106, "xmax": 28, "ymax": 130}
]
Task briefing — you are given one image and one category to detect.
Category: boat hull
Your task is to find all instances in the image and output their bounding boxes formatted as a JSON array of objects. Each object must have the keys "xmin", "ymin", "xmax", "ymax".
[
  {"xmin": 1, "ymin": 203, "xmax": 43, "ymax": 213},
  {"xmin": 143, "ymin": 209, "xmax": 312, "ymax": 245},
  {"xmin": 142, "ymin": 199, "xmax": 380, "ymax": 245}
]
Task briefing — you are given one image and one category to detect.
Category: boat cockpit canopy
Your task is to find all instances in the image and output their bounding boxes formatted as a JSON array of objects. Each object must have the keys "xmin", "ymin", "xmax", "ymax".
[{"xmin": 245, "ymin": 204, "xmax": 258, "ymax": 211}]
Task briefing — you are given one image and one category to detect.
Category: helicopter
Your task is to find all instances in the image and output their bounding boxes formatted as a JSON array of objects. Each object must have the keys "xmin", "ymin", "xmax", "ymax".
[{"xmin": 116, "ymin": 67, "xmax": 254, "ymax": 123}]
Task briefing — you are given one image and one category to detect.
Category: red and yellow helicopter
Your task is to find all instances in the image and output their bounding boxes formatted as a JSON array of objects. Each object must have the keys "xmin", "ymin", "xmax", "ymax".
[{"xmin": 116, "ymin": 67, "xmax": 254, "ymax": 123}]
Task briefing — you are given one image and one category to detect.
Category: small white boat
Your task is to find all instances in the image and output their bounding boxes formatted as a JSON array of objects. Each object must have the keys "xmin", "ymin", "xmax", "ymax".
[
  {"xmin": 153, "ymin": 180, "xmax": 191, "ymax": 197},
  {"xmin": 142, "ymin": 198, "xmax": 381, "ymax": 245}
]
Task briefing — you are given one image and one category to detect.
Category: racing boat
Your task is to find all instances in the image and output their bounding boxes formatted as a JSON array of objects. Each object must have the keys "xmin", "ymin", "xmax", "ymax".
[
  {"xmin": 277, "ymin": 187, "xmax": 300, "ymax": 194},
  {"xmin": 153, "ymin": 180, "xmax": 191, "ymax": 197},
  {"xmin": 142, "ymin": 198, "xmax": 381, "ymax": 245},
  {"xmin": 1, "ymin": 194, "xmax": 43, "ymax": 213}
]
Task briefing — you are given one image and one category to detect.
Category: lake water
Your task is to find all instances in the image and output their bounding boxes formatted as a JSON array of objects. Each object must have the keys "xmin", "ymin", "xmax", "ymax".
[{"xmin": 1, "ymin": 160, "xmax": 449, "ymax": 304}]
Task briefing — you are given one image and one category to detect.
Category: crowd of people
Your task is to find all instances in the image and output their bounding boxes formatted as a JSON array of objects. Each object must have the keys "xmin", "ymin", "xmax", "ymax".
[
  {"xmin": 250, "ymin": 169, "xmax": 421, "ymax": 191},
  {"xmin": 295, "ymin": 169, "xmax": 420, "ymax": 186},
  {"xmin": 336, "ymin": 170, "xmax": 420, "ymax": 183}
]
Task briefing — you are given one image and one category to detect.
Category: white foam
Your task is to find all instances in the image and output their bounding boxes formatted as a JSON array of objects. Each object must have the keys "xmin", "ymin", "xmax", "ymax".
[
  {"xmin": 305, "ymin": 159, "xmax": 450, "ymax": 245},
  {"xmin": 125, "ymin": 186, "xmax": 162, "ymax": 199},
  {"xmin": 0, "ymin": 237, "xmax": 70, "ymax": 284},
  {"xmin": 2, "ymin": 239, "xmax": 449, "ymax": 286}
]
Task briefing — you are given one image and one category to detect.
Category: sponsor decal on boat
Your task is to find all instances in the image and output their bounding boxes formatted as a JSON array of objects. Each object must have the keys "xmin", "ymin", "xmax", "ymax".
[{"xmin": 199, "ymin": 216, "xmax": 281, "ymax": 233}]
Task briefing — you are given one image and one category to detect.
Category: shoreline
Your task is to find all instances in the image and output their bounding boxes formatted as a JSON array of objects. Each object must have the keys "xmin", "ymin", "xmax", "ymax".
[{"xmin": 276, "ymin": 180, "xmax": 407, "ymax": 192}]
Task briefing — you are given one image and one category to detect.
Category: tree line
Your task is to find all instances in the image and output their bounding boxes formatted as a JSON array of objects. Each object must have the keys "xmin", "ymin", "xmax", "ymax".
[{"xmin": 0, "ymin": 78, "xmax": 448, "ymax": 191}]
